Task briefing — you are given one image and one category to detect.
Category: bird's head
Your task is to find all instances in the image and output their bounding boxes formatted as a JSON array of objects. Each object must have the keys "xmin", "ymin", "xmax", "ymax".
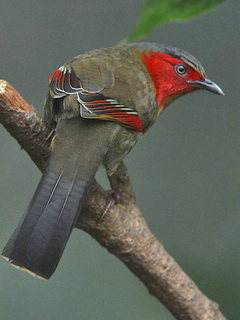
[{"xmin": 142, "ymin": 47, "xmax": 224, "ymax": 114}]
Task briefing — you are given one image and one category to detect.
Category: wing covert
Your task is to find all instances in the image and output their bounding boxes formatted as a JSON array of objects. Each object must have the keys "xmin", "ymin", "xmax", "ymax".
[{"xmin": 48, "ymin": 65, "xmax": 143, "ymax": 132}]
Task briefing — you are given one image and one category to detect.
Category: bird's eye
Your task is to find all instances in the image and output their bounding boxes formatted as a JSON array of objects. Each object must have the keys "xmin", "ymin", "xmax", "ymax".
[{"xmin": 175, "ymin": 64, "xmax": 187, "ymax": 76}]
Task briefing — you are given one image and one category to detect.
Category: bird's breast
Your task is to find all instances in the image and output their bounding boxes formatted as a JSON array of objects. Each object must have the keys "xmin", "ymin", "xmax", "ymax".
[{"xmin": 103, "ymin": 125, "xmax": 139, "ymax": 176}]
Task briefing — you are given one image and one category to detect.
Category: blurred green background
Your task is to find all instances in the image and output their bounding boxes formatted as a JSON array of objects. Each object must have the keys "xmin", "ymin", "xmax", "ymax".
[{"xmin": 0, "ymin": 1, "xmax": 239, "ymax": 319}]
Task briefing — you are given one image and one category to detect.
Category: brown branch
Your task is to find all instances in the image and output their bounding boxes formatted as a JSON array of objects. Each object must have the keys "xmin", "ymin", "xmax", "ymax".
[
  {"xmin": 0, "ymin": 80, "xmax": 227, "ymax": 320},
  {"xmin": 0, "ymin": 81, "xmax": 50, "ymax": 171}
]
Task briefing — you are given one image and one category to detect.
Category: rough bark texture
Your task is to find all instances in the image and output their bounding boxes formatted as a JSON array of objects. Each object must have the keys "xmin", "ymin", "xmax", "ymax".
[{"xmin": 0, "ymin": 80, "xmax": 227, "ymax": 320}]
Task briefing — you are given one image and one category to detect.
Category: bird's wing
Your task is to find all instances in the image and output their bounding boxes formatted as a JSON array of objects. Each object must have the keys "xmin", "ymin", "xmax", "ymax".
[{"xmin": 49, "ymin": 64, "xmax": 142, "ymax": 132}]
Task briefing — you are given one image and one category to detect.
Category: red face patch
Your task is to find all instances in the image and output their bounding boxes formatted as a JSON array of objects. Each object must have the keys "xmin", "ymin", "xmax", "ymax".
[{"xmin": 142, "ymin": 51, "xmax": 204, "ymax": 108}]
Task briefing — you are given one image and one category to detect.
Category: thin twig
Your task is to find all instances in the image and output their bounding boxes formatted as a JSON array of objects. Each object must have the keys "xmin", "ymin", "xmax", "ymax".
[{"xmin": 0, "ymin": 80, "xmax": 227, "ymax": 320}]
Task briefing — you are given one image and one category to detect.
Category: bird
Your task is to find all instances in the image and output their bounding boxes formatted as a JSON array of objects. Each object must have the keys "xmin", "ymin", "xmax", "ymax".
[{"xmin": 2, "ymin": 42, "xmax": 224, "ymax": 279}]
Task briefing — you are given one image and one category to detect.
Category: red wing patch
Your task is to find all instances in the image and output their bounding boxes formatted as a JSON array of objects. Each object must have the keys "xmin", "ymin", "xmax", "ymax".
[
  {"xmin": 49, "ymin": 66, "xmax": 82, "ymax": 98},
  {"xmin": 77, "ymin": 92, "xmax": 143, "ymax": 132},
  {"xmin": 49, "ymin": 66, "xmax": 143, "ymax": 132}
]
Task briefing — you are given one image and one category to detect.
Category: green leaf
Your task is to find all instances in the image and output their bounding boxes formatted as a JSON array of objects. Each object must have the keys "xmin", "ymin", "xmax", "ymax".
[{"xmin": 127, "ymin": 0, "xmax": 224, "ymax": 42}]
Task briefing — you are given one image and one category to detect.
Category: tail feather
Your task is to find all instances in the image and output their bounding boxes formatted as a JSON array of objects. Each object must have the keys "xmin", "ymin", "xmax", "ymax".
[
  {"xmin": 2, "ymin": 168, "xmax": 91, "ymax": 279},
  {"xmin": 2, "ymin": 117, "xmax": 114, "ymax": 279}
]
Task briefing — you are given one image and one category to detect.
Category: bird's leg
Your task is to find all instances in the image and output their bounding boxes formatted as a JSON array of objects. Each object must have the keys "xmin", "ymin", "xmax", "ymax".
[
  {"xmin": 98, "ymin": 162, "xmax": 135, "ymax": 221},
  {"xmin": 97, "ymin": 192, "xmax": 115, "ymax": 221},
  {"xmin": 108, "ymin": 162, "xmax": 136, "ymax": 207},
  {"xmin": 46, "ymin": 128, "xmax": 55, "ymax": 141}
]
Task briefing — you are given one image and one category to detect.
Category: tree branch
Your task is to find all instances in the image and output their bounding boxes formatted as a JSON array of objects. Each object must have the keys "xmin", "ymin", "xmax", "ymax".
[{"xmin": 0, "ymin": 80, "xmax": 227, "ymax": 320}]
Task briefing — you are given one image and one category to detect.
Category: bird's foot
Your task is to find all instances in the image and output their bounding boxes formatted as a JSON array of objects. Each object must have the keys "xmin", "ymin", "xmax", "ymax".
[
  {"xmin": 46, "ymin": 129, "xmax": 55, "ymax": 141},
  {"xmin": 98, "ymin": 190, "xmax": 116, "ymax": 221}
]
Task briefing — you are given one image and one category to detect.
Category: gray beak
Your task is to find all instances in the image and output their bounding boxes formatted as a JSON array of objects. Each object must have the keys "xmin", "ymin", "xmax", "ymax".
[{"xmin": 188, "ymin": 78, "xmax": 225, "ymax": 96}]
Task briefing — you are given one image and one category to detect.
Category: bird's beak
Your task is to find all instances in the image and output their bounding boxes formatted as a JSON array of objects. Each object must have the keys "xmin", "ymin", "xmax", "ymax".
[{"xmin": 188, "ymin": 78, "xmax": 225, "ymax": 96}]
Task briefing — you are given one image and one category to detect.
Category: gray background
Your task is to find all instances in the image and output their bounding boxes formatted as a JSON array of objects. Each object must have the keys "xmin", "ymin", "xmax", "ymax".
[{"xmin": 0, "ymin": 1, "xmax": 239, "ymax": 319}]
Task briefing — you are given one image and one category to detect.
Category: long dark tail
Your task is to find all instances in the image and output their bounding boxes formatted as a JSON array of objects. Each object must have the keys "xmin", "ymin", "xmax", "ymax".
[{"xmin": 2, "ymin": 117, "xmax": 113, "ymax": 279}]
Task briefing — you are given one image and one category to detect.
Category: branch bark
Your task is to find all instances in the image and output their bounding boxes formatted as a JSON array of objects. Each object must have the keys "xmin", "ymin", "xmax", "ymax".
[{"xmin": 0, "ymin": 80, "xmax": 226, "ymax": 320}]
